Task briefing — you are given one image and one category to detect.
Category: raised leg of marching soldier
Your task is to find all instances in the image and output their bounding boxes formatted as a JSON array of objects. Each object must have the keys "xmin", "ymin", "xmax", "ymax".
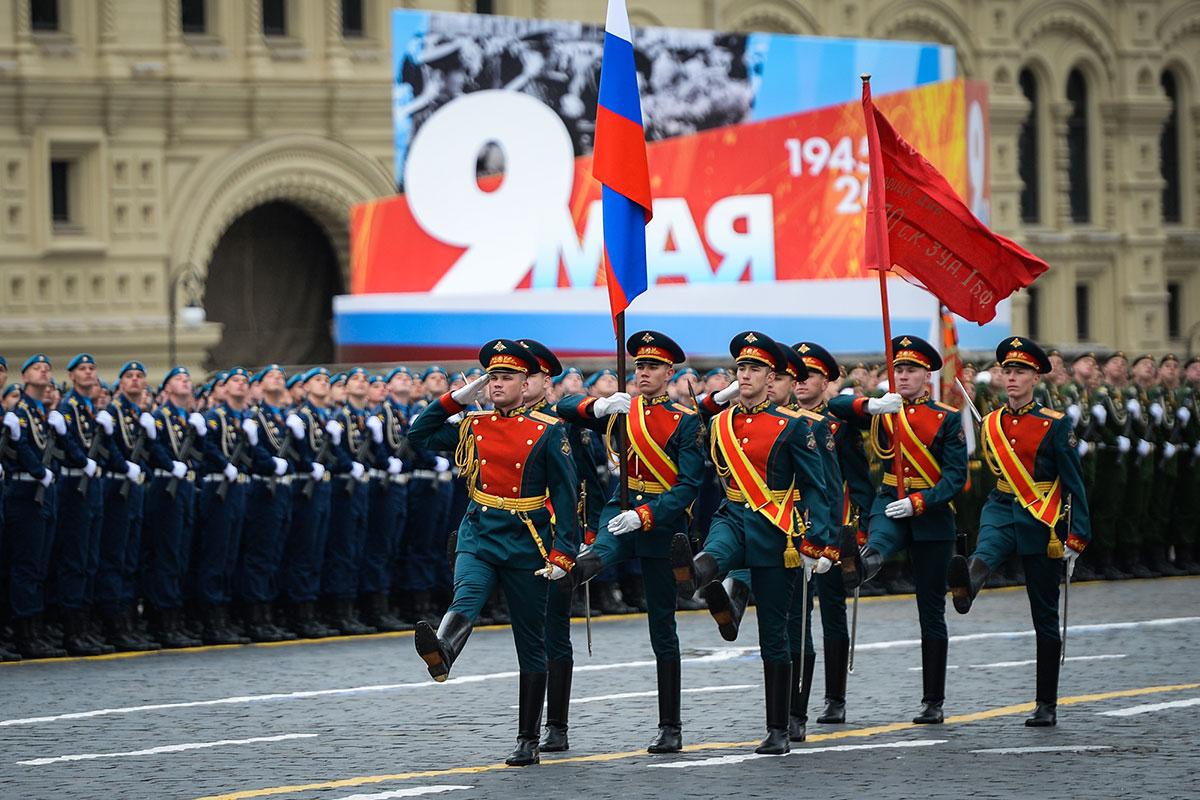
[
  {"xmin": 236, "ymin": 477, "xmax": 295, "ymax": 642},
  {"xmin": 360, "ymin": 475, "xmax": 411, "ymax": 632}
]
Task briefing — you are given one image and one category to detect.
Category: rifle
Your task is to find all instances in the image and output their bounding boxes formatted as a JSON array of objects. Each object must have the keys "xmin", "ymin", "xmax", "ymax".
[
  {"xmin": 120, "ymin": 424, "xmax": 148, "ymax": 501},
  {"xmin": 347, "ymin": 415, "xmax": 373, "ymax": 497},
  {"xmin": 216, "ymin": 424, "xmax": 247, "ymax": 503},
  {"xmin": 75, "ymin": 415, "xmax": 110, "ymax": 496},
  {"xmin": 34, "ymin": 425, "xmax": 59, "ymax": 507},
  {"xmin": 165, "ymin": 418, "xmax": 202, "ymax": 500},
  {"xmin": 269, "ymin": 423, "xmax": 295, "ymax": 497},
  {"xmin": 303, "ymin": 418, "xmax": 335, "ymax": 501}
]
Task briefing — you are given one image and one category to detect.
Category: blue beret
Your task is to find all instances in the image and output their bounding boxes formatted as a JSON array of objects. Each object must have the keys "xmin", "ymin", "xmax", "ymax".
[
  {"xmin": 346, "ymin": 366, "xmax": 369, "ymax": 379},
  {"xmin": 67, "ymin": 353, "xmax": 95, "ymax": 371},
  {"xmin": 369, "ymin": 374, "xmax": 384, "ymax": 384},
  {"xmin": 386, "ymin": 366, "xmax": 412, "ymax": 382},
  {"xmin": 118, "ymin": 360, "xmax": 146, "ymax": 378},
  {"xmin": 213, "ymin": 370, "xmax": 230, "ymax": 386},
  {"xmin": 584, "ymin": 368, "xmax": 616, "ymax": 388},
  {"xmin": 161, "ymin": 366, "xmax": 189, "ymax": 387},
  {"xmin": 285, "ymin": 374, "xmax": 303, "ymax": 389},
  {"xmin": 4, "ymin": 382, "xmax": 22, "ymax": 396},
  {"xmin": 22, "ymin": 354, "xmax": 51, "ymax": 373},
  {"xmin": 226, "ymin": 366, "xmax": 250, "ymax": 379},
  {"xmin": 704, "ymin": 367, "xmax": 731, "ymax": 379},
  {"xmin": 551, "ymin": 374, "xmax": 565, "ymax": 385},
  {"xmin": 673, "ymin": 367, "xmax": 699, "ymax": 380},
  {"xmin": 303, "ymin": 366, "xmax": 330, "ymax": 384},
  {"xmin": 331, "ymin": 372, "xmax": 347, "ymax": 385},
  {"xmin": 260, "ymin": 364, "xmax": 285, "ymax": 381},
  {"xmin": 421, "ymin": 365, "xmax": 447, "ymax": 380},
  {"xmin": 562, "ymin": 366, "xmax": 582, "ymax": 378},
  {"xmin": 249, "ymin": 370, "xmax": 264, "ymax": 384},
  {"xmin": 0, "ymin": 355, "xmax": 6, "ymax": 368}
]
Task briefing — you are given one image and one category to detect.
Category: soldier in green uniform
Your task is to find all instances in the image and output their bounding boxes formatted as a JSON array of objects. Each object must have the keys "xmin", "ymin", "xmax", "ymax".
[
  {"xmin": 948, "ymin": 337, "xmax": 1090, "ymax": 727},
  {"xmin": 1145, "ymin": 355, "xmax": 1188, "ymax": 576},
  {"xmin": 1170, "ymin": 358, "xmax": 1200, "ymax": 573},
  {"xmin": 1088, "ymin": 352, "xmax": 1134, "ymax": 579},
  {"xmin": 409, "ymin": 340, "xmax": 579, "ymax": 767},
  {"xmin": 1124, "ymin": 355, "xmax": 1160, "ymax": 577}
]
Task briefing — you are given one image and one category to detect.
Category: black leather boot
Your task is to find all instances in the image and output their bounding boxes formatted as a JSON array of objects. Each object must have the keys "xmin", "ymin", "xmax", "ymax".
[
  {"xmin": 817, "ymin": 637, "xmax": 849, "ymax": 724},
  {"xmin": 788, "ymin": 651, "xmax": 815, "ymax": 742},
  {"xmin": 15, "ymin": 616, "xmax": 66, "ymax": 659},
  {"xmin": 506, "ymin": 670, "xmax": 548, "ymax": 766},
  {"xmin": 539, "ymin": 660, "xmax": 573, "ymax": 752},
  {"xmin": 839, "ymin": 526, "xmax": 864, "ymax": 589},
  {"xmin": 702, "ymin": 575, "xmax": 750, "ymax": 642},
  {"xmin": 670, "ymin": 533, "xmax": 718, "ymax": 598},
  {"xmin": 331, "ymin": 597, "xmax": 377, "ymax": 636},
  {"xmin": 757, "ymin": 660, "xmax": 792, "ymax": 754},
  {"xmin": 562, "ymin": 548, "xmax": 603, "ymax": 594},
  {"xmin": 414, "ymin": 609, "xmax": 473, "ymax": 681},
  {"xmin": 202, "ymin": 607, "xmax": 247, "ymax": 646},
  {"xmin": 647, "ymin": 658, "xmax": 682, "ymax": 753},
  {"xmin": 948, "ymin": 555, "xmax": 991, "ymax": 614},
  {"xmin": 62, "ymin": 609, "xmax": 105, "ymax": 656},
  {"xmin": 843, "ymin": 543, "xmax": 885, "ymax": 591},
  {"xmin": 1025, "ymin": 636, "xmax": 1060, "ymax": 727},
  {"xmin": 154, "ymin": 608, "xmax": 203, "ymax": 649},
  {"xmin": 246, "ymin": 603, "xmax": 288, "ymax": 642},
  {"xmin": 361, "ymin": 593, "xmax": 412, "ymax": 632},
  {"xmin": 106, "ymin": 610, "xmax": 155, "ymax": 651},
  {"xmin": 290, "ymin": 601, "xmax": 334, "ymax": 639},
  {"xmin": 77, "ymin": 609, "xmax": 114, "ymax": 653},
  {"xmin": 913, "ymin": 637, "xmax": 947, "ymax": 724}
]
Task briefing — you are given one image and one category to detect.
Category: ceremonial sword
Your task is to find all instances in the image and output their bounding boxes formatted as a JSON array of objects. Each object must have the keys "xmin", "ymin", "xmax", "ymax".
[
  {"xmin": 1060, "ymin": 493, "xmax": 1073, "ymax": 665},
  {"xmin": 846, "ymin": 510, "xmax": 861, "ymax": 675},
  {"xmin": 581, "ymin": 479, "xmax": 592, "ymax": 657}
]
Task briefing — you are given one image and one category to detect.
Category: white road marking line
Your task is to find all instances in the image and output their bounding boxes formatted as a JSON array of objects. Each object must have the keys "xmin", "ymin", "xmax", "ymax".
[
  {"xmin": 971, "ymin": 745, "xmax": 1112, "ymax": 754},
  {"xmin": 510, "ymin": 684, "xmax": 755, "ymax": 708},
  {"xmin": 648, "ymin": 739, "xmax": 946, "ymax": 768},
  {"xmin": 908, "ymin": 654, "xmax": 1128, "ymax": 671},
  {"xmin": 5, "ymin": 616, "xmax": 1194, "ymax": 729},
  {"xmin": 329, "ymin": 787, "xmax": 472, "ymax": 800},
  {"xmin": 17, "ymin": 733, "xmax": 317, "ymax": 766},
  {"xmin": 1098, "ymin": 697, "xmax": 1200, "ymax": 717}
]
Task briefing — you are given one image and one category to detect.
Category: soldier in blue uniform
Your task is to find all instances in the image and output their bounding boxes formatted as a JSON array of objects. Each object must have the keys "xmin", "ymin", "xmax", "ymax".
[
  {"xmin": 832, "ymin": 335, "xmax": 968, "ymax": 724},
  {"xmin": 410, "ymin": 340, "xmax": 579, "ymax": 767},
  {"xmin": 948, "ymin": 337, "xmax": 1091, "ymax": 726},
  {"xmin": 670, "ymin": 333, "xmax": 834, "ymax": 754}
]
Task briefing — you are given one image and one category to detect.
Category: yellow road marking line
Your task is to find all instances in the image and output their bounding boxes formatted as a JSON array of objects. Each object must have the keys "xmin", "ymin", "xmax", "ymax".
[{"xmin": 186, "ymin": 682, "xmax": 1200, "ymax": 800}]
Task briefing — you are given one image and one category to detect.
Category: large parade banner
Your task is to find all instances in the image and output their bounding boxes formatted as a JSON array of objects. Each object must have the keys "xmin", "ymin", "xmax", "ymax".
[{"xmin": 337, "ymin": 10, "xmax": 1002, "ymax": 361}]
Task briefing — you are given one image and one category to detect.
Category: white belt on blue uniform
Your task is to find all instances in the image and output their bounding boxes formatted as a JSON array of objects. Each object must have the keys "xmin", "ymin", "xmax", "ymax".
[
  {"xmin": 153, "ymin": 468, "xmax": 196, "ymax": 480},
  {"xmin": 11, "ymin": 471, "xmax": 46, "ymax": 482},
  {"xmin": 368, "ymin": 469, "xmax": 409, "ymax": 484},
  {"xmin": 202, "ymin": 473, "xmax": 249, "ymax": 483},
  {"xmin": 251, "ymin": 474, "xmax": 293, "ymax": 485}
]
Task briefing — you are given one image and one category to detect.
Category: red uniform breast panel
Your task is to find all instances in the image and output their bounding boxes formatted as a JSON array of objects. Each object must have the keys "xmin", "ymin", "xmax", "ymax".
[{"xmin": 471, "ymin": 413, "xmax": 543, "ymax": 497}]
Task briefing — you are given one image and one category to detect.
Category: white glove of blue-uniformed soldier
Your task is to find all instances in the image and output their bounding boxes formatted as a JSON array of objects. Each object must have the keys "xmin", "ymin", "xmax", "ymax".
[
  {"xmin": 1126, "ymin": 398, "xmax": 1141, "ymax": 416},
  {"xmin": 285, "ymin": 413, "xmax": 305, "ymax": 439},
  {"xmin": 83, "ymin": 458, "xmax": 98, "ymax": 478},
  {"xmin": 272, "ymin": 456, "xmax": 288, "ymax": 476},
  {"xmin": 608, "ymin": 509, "xmax": 641, "ymax": 535},
  {"xmin": 1117, "ymin": 435, "xmax": 1131, "ymax": 453},
  {"xmin": 434, "ymin": 456, "xmax": 451, "ymax": 473},
  {"xmin": 310, "ymin": 462, "xmax": 326, "ymax": 481},
  {"xmin": 1150, "ymin": 403, "xmax": 1164, "ymax": 423},
  {"xmin": 536, "ymin": 564, "xmax": 567, "ymax": 581},
  {"xmin": 868, "ymin": 392, "xmax": 903, "ymax": 415},
  {"xmin": 451, "ymin": 374, "xmax": 489, "ymax": 405},
  {"xmin": 95, "ymin": 409, "xmax": 115, "ymax": 435},
  {"xmin": 1063, "ymin": 545, "xmax": 1083, "ymax": 579},
  {"xmin": 324, "ymin": 419, "xmax": 342, "ymax": 446},
  {"xmin": 593, "ymin": 392, "xmax": 632, "ymax": 417},
  {"xmin": 366, "ymin": 414, "xmax": 383, "ymax": 443},
  {"xmin": 188, "ymin": 412, "xmax": 206, "ymax": 436},
  {"xmin": 1066, "ymin": 405, "xmax": 1081, "ymax": 426},
  {"xmin": 1162, "ymin": 442, "xmax": 1177, "ymax": 460},
  {"xmin": 885, "ymin": 497, "xmax": 915, "ymax": 519},
  {"xmin": 170, "ymin": 461, "xmax": 187, "ymax": 479},
  {"xmin": 3, "ymin": 411, "xmax": 20, "ymax": 440},
  {"xmin": 1194, "ymin": 441, "xmax": 1200, "ymax": 459},
  {"xmin": 1077, "ymin": 440, "xmax": 1090, "ymax": 458},
  {"xmin": 39, "ymin": 469, "xmax": 54, "ymax": 487},
  {"xmin": 241, "ymin": 418, "xmax": 259, "ymax": 446},
  {"xmin": 222, "ymin": 462, "xmax": 238, "ymax": 482},
  {"xmin": 1137, "ymin": 439, "xmax": 1152, "ymax": 457},
  {"xmin": 387, "ymin": 456, "xmax": 403, "ymax": 475},
  {"xmin": 1178, "ymin": 406, "xmax": 1192, "ymax": 424},
  {"xmin": 48, "ymin": 410, "xmax": 66, "ymax": 436},
  {"xmin": 713, "ymin": 382, "xmax": 741, "ymax": 405},
  {"xmin": 1091, "ymin": 404, "xmax": 1107, "ymax": 425},
  {"xmin": 138, "ymin": 411, "xmax": 157, "ymax": 439},
  {"xmin": 126, "ymin": 462, "xmax": 142, "ymax": 482},
  {"xmin": 350, "ymin": 462, "xmax": 365, "ymax": 480}
]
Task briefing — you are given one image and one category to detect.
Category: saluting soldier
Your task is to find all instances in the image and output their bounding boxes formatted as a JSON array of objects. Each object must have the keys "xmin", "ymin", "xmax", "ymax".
[
  {"xmin": 410, "ymin": 340, "xmax": 579, "ymax": 767},
  {"xmin": 832, "ymin": 335, "xmax": 967, "ymax": 724},
  {"xmin": 670, "ymin": 332, "xmax": 834, "ymax": 755},
  {"xmin": 948, "ymin": 337, "xmax": 1091, "ymax": 726},
  {"xmin": 556, "ymin": 331, "xmax": 702, "ymax": 754}
]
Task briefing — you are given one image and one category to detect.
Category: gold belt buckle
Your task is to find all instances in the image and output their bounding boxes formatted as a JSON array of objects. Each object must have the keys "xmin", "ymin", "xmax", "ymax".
[
  {"xmin": 635, "ymin": 478, "xmax": 646, "ymax": 492},
  {"xmin": 496, "ymin": 496, "xmax": 507, "ymax": 510},
  {"xmin": 903, "ymin": 477, "xmax": 912, "ymax": 491}
]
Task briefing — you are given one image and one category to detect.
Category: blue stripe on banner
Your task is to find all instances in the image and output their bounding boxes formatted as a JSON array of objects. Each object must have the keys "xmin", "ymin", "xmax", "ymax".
[
  {"xmin": 602, "ymin": 184, "xmax": 648, "ymax": 304},
  {"xmin": 598, "ymin": 32, "xmax": 643, "ymax": 126},
  {"xmin": 915, "ymin": 45, "xmax": 941, "ymax": 85}
]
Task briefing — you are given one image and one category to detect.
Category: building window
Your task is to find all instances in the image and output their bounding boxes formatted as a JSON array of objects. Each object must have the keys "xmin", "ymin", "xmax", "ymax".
[
  {"xmin": 1161, "ymin": 71, "xmax": 1182, "ymax": 224},
  {"xmin": 181, "ymin": 0, "xmax": 206, "ymax": 34},
  {"xmin": 1066, "ymin": 69, "xmax": 1090, "ymax": 224},
  {"xmin": 1025, "ymin": 285, "xmax": 1040, "ymax": 341},
  {"xmin": 30, "ymin": 0, "xmax": 59, "ymax": 31},
  {"xmin": 1168, "ymin": 281, "xmax": 1182, "ymax": 340},
  {"xmin": 1018, "ymin": 69, "xmax": 1040, "ymax": 224},
  {"xmin": 262, "ymin": 0, "xmax": 286, "ymax": 37},
  {"xmin": 341, "ymin": 0, "xmax": 363, "ymax": 37},
  {"xmin": 50, "ymin": 159, "xmax": 72, "ymax": 225},
  {"xmin": 1075, "ymin": 282, "xmax": 1091, "ymax": 342},
  {"xmin": 476, "ymin": 0, "xmax": 494, "ymax": 13}
]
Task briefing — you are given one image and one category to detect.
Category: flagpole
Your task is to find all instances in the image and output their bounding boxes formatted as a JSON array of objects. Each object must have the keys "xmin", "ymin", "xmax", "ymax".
[
  {"xmin": 616, "ymin": 311, "xmax": 630, "ymax": 511},
  {"xmin": 862, "ymin": 72, "xmax": 905, "ymax": 500}
]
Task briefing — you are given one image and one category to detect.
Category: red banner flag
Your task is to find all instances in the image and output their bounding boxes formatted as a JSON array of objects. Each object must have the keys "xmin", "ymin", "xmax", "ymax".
[{"xmin": 862, "ymin": 81, "xmax": 1048, "ymax": 323}]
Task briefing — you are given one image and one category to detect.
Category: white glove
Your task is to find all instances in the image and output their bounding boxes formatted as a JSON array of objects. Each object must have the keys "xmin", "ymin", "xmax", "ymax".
[
  {"xmin": 1150, "ymin": 402, "xmax": 1164, "ymax": 423},
  {"xmin": 47, "ymin": 410, "xmax": 66, "ymax": 435},
  {"xmin": 366, "ymin": 414, "xmax": 383, "ymax": 443},
  {"xmin": 39, "ymin": 469, "xmax": 54, "ymax": 487},
  {"xmin": 125, "ymin": 462, "xmax": 142, "ymax": 482},
  {"xmin": 241, "ymin": 418, "xmax": 259, "ymax": 446},
  {"xmin": 1178, "ymin": 406, "xmax": 1191, "ymax": 424},
  {"xmin": 593, "ymin": 392, "xmax": 632, "ymax": 417},
  {"xmin": 1077, "ymin": 440, "xmax": 1090, "ymax": 458},
  {"xmin": 138, "ymin": 411, "xmax": 157, "ymax": 439},
  {"xmin": 83, "ymin": 458, "xmax": 98, "ymax": 478},
  {"xmin": 1195, "ymin": 441, "xmax": 1200, "ymax": 458},
  {"xmin": 95, "ymin": 409, "xmax": 115, "ymax": 435},
  {"xmin": 223, "ymin": 462, "xmax": 238, "ymax": 482},
  {"xmin": 1117, "ymin": 435, "xmax": 1131, "ymax": 453},
  {"xmin": 170, "ymin": 461, "xmax": 187, "ymax": 479},
  {"xmin": 350, "ymin": 461, "xmax": 365, "ymax": 480},
  {"xmin": 536, "ymin": 563, "xmax": 568, "ymax": 581},
  {"xmin": 1063, "ymin": 545, "xmax": 1082, "ymax": 579},
  {"xmin": 451, "ymin": 374, "xmax": 489, "ymax": 405},
  {"xmin": 714, "ymin": 382, "xmax": 741, "ymax": 404},
  {"xmin": 1091, "ymin": 404, "xmax": 1107, "ymax": 425},
  {"xmin": 188, "ymin": 412, "xmax": 206, "ymax": 436},
  {"xmin": 975, "ymin": 372, "xmax": 991, "ymax": 386},
  {"xmin": 434, "ymin": 456, "xmax": 451, "ymax": 473},
  {"xmin": 814, "ymin": 555, "xmax": 833, "ymax": 574},
  {"xmin": 272, "ymin": 456, "xmax": 288, "ymax": 475},
  {"xmin": 885, "ymin": 497, "xmax": 915, "ymax": 519},
  {"xmin": 607, "ymin": 509, "xmax": 642, "ymax": 535},
  {"xmin": 1162, "ymin": 442, "xmax": 1177, "ymax": 460},
  {"xmin": 867, "ymin": 392, "xmax": 903, "ymax": 415},
  {"xmin": 1136, "ymin": 439, "xmax": 1152, "ymax": 457},
  {"xmin": 310, "ymin": 462, "xmax": 326, "ymax": 481},
  {"xmin": 285, "ymin": 413, "xmax": 305, "ymax": 439},
  {"xmin": 387, "ymin": 456, "xmax": 403, "ymax": 475},
  {"xmin": 0, "ymin": 463, "xmax": 4, "ymax": 480},
  {"xmin": 446, "ymin": 412, "xmax": 464, "ymax": 424},
  {"xmin": 1126, "ymin": 398, "xmax": 1141, "ymax": 416},
  {"xmin": 325, "ymin": 419, "xmax": 342, "ymax": 446},
  {"xmin": 4, "ymin": 411, "xmax": 21, "ymax": 440},
  {"xmin": 1066, "ymin": 405, "xmax": 1081, "ymax": 426}
]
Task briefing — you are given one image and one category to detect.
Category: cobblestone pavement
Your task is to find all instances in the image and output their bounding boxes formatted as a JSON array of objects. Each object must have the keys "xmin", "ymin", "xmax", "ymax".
[{"xmin": 3, "ymin": 577, "xmax": 1198, "ymax": 800}]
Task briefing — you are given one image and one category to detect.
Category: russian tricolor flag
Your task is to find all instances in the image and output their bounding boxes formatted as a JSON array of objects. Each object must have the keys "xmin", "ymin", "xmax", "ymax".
[{"xmin": 593, "ymin": 0, "xmax": 652, "ymax": 330}]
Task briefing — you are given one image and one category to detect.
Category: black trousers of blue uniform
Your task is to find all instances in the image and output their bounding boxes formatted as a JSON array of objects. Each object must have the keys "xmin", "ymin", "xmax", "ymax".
[
  {"xmin": 236, "ymin": 479, "xmax": 293, "ymax": 605},
  {"xmin": 322, "ymin": 478, "xmax": 368, "ymax": 600},
  {"xmin": 282, "ymin": 480, "xmax": 331, "ymax": 604},
  {"xmin": 399, "ymin": 476, "xmax": 442, "ymax": 594},
  {"xmin": 53, "ymin": 476, "xmax": 101, "ymax": 612},
  {"xmin": 5, "ymin": 481, "xmax": 57, "ymax": 619},
  {"xmin": 194, "ymin": 479, "xmax": 245, "ymax": 609},
  {"xmin": 362, "ymin": 478, "xmax": 408, "ymax": 595},
  {"xmin": 450, "ymin": 551, "xmax": 548, "ymax": 672},
  {"xmin": 97, "ymin": 478, "xmax": 142, "ymax": 614},
  {"xmin": 142, "ymin": 477, "xmax": 194, "ymax": 612},
  {"xmin": 868, "ymin": 517, "xmax": 953, "ymax": 640}
]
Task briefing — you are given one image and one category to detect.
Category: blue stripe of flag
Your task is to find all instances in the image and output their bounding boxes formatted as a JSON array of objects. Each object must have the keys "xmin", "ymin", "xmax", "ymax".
[
  {"xmin": 602, "ymin": 185, "xmax": 648, "ymax": 302},
  {"xmin": 598, "ymin": 32, "xmax": 643, "ymax": 127}
]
